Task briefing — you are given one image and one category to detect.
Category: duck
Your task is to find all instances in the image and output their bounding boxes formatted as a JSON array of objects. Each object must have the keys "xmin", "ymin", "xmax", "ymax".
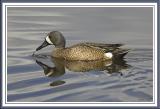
[{"xmin": 35, "ymin": 31, "xmax": 129, "ymax": 61}]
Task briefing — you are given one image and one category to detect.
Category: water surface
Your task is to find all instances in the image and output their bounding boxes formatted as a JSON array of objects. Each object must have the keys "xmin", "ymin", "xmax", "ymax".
[{"xmin": 7, "ymin": 7, "xmax": 153, "ymax": 102}]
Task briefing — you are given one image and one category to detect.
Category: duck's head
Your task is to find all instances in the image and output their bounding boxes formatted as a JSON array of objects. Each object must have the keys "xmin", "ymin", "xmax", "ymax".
[{"xmin": 36, "ymin": 31, "xmax": 66, "ymax": 51}]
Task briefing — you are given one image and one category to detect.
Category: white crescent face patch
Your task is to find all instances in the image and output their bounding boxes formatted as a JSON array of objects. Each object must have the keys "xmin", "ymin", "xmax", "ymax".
[{"xmin": 45, "ymin": 35, "xmax": 53, "ymax": 45}]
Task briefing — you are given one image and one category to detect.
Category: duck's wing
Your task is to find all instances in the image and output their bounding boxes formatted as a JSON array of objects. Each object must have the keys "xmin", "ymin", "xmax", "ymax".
[
  {"xmin": 80, "ymin": 42, "xmax": 130, "ymax": 58},
  {"xmin": 68, "ymin": 42, "xmax": 129, "ymax": 59}
]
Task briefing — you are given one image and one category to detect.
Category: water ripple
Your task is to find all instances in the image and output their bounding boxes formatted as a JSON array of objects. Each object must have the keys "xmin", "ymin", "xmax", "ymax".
[{"xmin": 7, "ymin": 7, "xmax": 153, "ymax": 102}]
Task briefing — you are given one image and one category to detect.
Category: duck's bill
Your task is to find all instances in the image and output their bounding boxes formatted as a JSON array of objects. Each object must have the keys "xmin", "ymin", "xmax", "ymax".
[{"xmin": 36, "ymin": 40, "xmax": 49, "ymax": 51}]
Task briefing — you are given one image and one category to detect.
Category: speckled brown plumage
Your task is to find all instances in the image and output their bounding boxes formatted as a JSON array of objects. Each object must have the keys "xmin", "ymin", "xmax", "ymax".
[
  {"xmin": 52, "ymin": 43, "xmax": 126, "ymax": 61},
  {"xmin": 52, "ymin": 44, "xmax": 104, "ymax": 60}
]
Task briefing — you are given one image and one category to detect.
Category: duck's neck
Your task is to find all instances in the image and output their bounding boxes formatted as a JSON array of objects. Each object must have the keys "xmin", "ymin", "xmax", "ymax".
[
  {"xmin": 55, "ymin": 47, "xmax": 65, "ymax": 50},
  {"xmin": 52, "ymin": 47, "xmax": 65, "ymax": 58},
  {"xmin": 55, "ymin": 42, "xmax": 65, "ymax": 48}
]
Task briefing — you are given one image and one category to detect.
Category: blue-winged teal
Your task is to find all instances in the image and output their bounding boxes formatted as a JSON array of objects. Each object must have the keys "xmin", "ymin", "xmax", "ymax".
[{"xmin": 36, "ymin": 31, "xmax": 129, "ymax": 61}]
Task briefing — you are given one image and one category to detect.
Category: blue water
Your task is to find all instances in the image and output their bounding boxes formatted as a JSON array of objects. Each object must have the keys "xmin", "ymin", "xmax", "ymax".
[{"xmin": 7, "ymin": 7, "xmax": 153, "ymax": 102}]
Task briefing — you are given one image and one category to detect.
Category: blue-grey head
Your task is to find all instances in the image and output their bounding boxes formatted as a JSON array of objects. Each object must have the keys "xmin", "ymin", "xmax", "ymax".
[{"xmin": 36, "ymin": 31, "xmax": 66, "ymax": 51}]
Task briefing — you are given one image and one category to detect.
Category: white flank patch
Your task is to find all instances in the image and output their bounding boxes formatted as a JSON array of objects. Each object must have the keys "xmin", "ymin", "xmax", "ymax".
[
  {"xmin": 104, "ymin": 52, "xmax": 113, "ymax": 59},
  {"xmin": 45, "ymin": 35, "xmax": 53, "ymax": 44}
]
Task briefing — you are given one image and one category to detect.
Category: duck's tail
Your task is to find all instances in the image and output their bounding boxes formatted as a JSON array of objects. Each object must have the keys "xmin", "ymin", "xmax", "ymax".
[{"xmin": 113, "ymin": 49, "xmax": 130, "ymax": 59}]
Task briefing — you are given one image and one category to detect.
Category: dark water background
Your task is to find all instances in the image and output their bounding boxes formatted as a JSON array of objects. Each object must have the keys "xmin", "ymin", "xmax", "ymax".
[{"xmin": 7, "ymin": 7, "xmax": 153, "ymax": 102}]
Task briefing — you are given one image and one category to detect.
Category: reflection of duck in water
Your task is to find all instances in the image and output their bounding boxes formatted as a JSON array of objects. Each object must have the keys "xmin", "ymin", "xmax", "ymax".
[
  {"xmin": 34, "ymin": 55, "xmax": 131, "ymax": 87},
  {"xmin": 35, "ymin": 56, "xmax": 130, "ymax": 74},
  {"xmin": 35, "ymin": 31, "xmax": 129, "ymax": 61},
  {"xmin": 35, "ymin": 57, "xmax": 66, "ymax": 87}
]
